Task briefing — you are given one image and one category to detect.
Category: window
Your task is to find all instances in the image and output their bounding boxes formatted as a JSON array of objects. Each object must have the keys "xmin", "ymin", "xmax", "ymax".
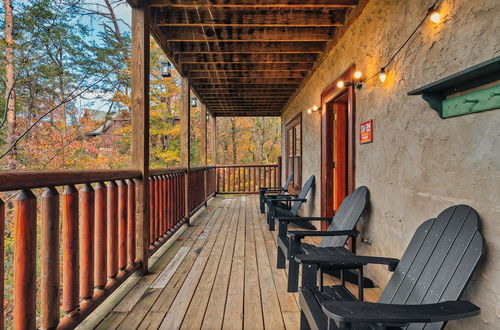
[{"xmin": 285, "ymin": 114, "xmax": 302, "ymax": 190}]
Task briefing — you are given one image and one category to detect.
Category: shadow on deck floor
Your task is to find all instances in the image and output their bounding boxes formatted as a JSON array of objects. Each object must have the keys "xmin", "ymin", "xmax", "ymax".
[{"xmin": 78, "ymin": 195, "xmax": 381, "ymax": 330}]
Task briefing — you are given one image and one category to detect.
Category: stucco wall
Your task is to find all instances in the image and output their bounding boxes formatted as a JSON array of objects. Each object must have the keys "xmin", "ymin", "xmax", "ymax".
[{"xmin": 281, "ymin": 0, "xmax": 500, "ymax": 328}]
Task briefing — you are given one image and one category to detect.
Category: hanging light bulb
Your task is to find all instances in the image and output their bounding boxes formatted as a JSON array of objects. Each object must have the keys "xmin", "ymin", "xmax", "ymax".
[
  {"xmin": 307, "ymin": 108, "xmax": 312, "ymax": 114},
  {"xmin": 379, "ymin": 68, "xmax": 387, "ymax": 83},
  {"xmin": 312, "ymin": 105, "xmax": 319, "ymax": 112},
  {"xmin": 354, "ymin": 71, "xmax": 362, "ymax": 80},
  {"xmin": 337, "ymin": 80, "xmax": 345, "ymax": 88},
  {"xmin": 429, "ymin": 10, "xmax": 441, "ymax": 23}
]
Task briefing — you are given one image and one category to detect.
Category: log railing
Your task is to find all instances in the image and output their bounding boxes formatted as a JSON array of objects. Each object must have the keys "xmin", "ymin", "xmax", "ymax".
[
  {"xmin": 0, "ymin": 169, "xmax": 142, "ymax": 329},
  {"xmin": 188, "ymin": 166, "xmax": 217, "ymax": 216},
  {"xmin": 148, "ymin": 168, "xmax": 187, "ymax": 257},
  {"xmin": 0, "ymin": 166, "xmax": 216, "ymax": 329},
  {"xmin": 216, "ymin": 164, "xmax": 281, "ymax": 194}
]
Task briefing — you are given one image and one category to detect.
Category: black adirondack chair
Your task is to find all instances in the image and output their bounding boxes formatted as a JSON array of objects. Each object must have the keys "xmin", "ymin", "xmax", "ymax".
[
  {"xmin": 296, "ymin": 204, "xmax": 485, "ymax": 330},
  {"xmin": 266, "ymin": 175, "xmax": 315, "ymax": 231},
  {"xmin": 277, "ymin": 186, "xmax": 370, "ymax": 292},
  {"xmin": 259, "ymin": 173, "xmax": 294, "ymax": 214}
]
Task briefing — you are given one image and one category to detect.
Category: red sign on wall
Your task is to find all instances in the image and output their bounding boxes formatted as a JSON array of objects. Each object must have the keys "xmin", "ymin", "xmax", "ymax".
[{"xmin": 360, "ymin": 120, "xmax": 373, "ymax": 144}]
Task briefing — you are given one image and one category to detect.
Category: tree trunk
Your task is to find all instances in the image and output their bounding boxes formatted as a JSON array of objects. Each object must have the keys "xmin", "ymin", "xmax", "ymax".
[{"xmin": 4, "ymin": 0, "xmax": 16, "ymax": 170}]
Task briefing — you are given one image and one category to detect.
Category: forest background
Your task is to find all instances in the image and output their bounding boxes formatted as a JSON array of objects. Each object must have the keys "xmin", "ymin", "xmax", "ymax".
[{"xmin": 0, "ymin": 0, "xmax": 281, "ymax": 172}]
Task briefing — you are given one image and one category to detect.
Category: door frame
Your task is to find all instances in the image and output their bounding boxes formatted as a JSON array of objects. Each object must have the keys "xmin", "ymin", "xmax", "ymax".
[{"xmin": 320, "ymin": 66, "xmax": 357, "ymax": 230}]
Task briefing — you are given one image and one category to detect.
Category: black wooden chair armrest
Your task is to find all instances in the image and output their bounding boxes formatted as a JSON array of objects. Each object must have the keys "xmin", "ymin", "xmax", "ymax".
[
  {"xmin": 267, "ymin": 194, "xmax": 298, "ymax": 199},
  {"xmin": 288, "ymin": 229, "xmax": 359, "ymax": 239},
  {"xmin": 278, "ymin": 216, "xmax": 333, "ymax": 222},
  {"xmin": 270, "ymin": 197, "xmax": 306, "ymax": 202},
  {"xmin": 259, "ymin": 187, "xmax": 284, "ymax": 192},
  {"xmin": 321, "ymin": 301, "xmax": 480, "ymax": 326},
  {"xmin": 294, "ymin": 254, "xmax": 399, "ymax": 271}
]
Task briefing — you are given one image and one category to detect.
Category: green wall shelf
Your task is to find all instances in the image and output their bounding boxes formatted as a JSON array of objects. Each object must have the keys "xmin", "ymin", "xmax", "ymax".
[{"xmin": 408, "ymin": 56, "xmax": 500, "ymax": 118}]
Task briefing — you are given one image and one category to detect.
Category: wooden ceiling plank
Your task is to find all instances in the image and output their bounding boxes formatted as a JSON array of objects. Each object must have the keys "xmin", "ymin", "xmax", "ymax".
[
  {"xmin": 154, "ymin": 8, "xmax": 344, "ymax": 27},
  {"xmin": 150, "ymin": 0, "xmax": 357, "ymax": 8},
  {"xmin": 178, "ymin": 53, "xmax": 317, "ymax": 64},
  {"xmin": 192, "ymin": 78, "xmax": 303, "ymax": 84},
  {"xmin": 160, "ymin": 26, "xmax": 334, "ymax": 42},
  {"xmin": 171, "ymin": 41, "xmax": 326, "ymax": 54},
  {"xmin": 184, "ymin": 63, "xmax": 314, "ymax": 71},
  {"xmin": 189, "ymin": 71, "xmax": 308, "ymax": 78},
  {"xmin": 192, "ymin": 83, "xmax": 299, "ymax": 88}
]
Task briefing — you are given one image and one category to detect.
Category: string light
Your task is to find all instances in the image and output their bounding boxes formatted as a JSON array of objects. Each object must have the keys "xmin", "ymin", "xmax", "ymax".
[
  {"xmin": 429, "ymin": 10, "xmax": 441, "ymax": 23},
  {"xmin": 354, "ymin": 71, "xmax": 362, "ymax": 80},
  {"xmin": 307, "ymin": 108, "xmax": 312, "ymax": 114},
  {"xmin": 312, "ymin": 105, "xmax": 320, "ymax": 112},
  {"xmin": 337, "ymin": 81, "xmax": 345, "ymax": 88},
  {"xmin": 379, "ymin": 68, "xmax": 387, "ymax": 83}
]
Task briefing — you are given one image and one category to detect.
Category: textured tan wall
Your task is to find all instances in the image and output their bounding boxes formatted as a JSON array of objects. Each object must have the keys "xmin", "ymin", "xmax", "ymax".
[{"xmin": 281, "ymin": 0, "xmax": 500, "ymax": 328}]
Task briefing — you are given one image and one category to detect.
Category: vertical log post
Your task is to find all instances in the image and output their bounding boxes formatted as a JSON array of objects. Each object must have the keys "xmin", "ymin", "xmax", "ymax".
[
  {"xmin": 40, "ymin": 188, "xmax": 60, "ymax": 328},
  {"xmin": 107, "ymin": 181, "xmax": 118, "ymax": 279},
  {"xmin": 200, "ymin": 103, "xmax": 208, "ymax": 203},
  {"xmin": 131, "ymin": 4, "xmax": 150, "ymax": 274},
  {"xmin": 94, "ymin": 182, "xmax": 107, "ymax": 289},
  {"xmin": 118, "ymin": 180, "xmax": 128, "ymax": 271},
  {"xmin": 62, "ymin": 185, "xmax": 79, "ymax": 314},
  {"xmin": 80, "ymin": 184, "xmax": 95, "ymax": 300},
  {"xmin": 127, "ymin": 179, "xmax": 136, "ymax": 264},
  {"xmin": 180, "ymin": 76, "xmax": 191, "ymax": 222},
  {"xmin": 14, "ymin": 190, "xmax": 37, "ymax": 329}
]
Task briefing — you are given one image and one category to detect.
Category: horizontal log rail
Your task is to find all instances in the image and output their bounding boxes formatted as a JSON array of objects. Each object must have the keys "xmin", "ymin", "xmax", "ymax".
[
  {"xmin": 0, "ymin": 169, "xmax": 142, "ymax": 191},
  {"xmin": 216, "ymin": 164, "xmax": 280, "ymax": 194}
]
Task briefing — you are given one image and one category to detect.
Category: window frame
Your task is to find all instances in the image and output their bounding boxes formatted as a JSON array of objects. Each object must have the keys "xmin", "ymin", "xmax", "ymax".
[{"xmin": 285, "ymin": 113, "xmax": 302, "ymax": 192}]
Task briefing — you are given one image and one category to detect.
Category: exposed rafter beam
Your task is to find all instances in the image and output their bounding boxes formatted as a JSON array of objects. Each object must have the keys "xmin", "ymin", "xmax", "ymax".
[
  {"xmin": 192, "ymin": 77, "xmax": 303, "ymax": 84},
  {"xmin": 170, "ymin": 41, "xmax": 326, "ymax": 54},
  {"xmin": 178, "ymin": 53, "xmax": 317, "ymax": 64},
  {"xmin": 189, "ymin": 71, "xmax": 308, "ymax": 79},
  {"xmin": 184, "ymin": 63, "xmax": 313, "ymax": 72},
  {"xmin": 203, "ymin": 96, "xmax": 290, "ymax": 100},
  {"xmin": 192, "ymin": 83, "xmax": 299, "ymax": 89},
  {"xmin": 150, "ymin": 0, "xmax": 357, "ymax": 8},
  {"xmin": 214, "ymin": 112, "xmax": 281, "ymax": 117},
  {"xmin": 195, "ymin": 88, "xmax": 297, "ymax": 93},
  {"xmin": 159, "ymin": 26, "xmax": 334, "ymax": 42},
  {"xmin": 154, "ymin": 8, "xmax": 344, "ymax": 27}
]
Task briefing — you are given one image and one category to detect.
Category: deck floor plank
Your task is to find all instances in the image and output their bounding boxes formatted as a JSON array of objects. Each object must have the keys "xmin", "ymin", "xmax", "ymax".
[
  {"xmin": 86, "ymin": 195, "xmax": 380, "ymax": 330},
  {"xmin": 243, "ymin": 196, "xmax": 265, "ymax": 330},
  {"xmin": 180, "ymin": 197, "xmax": 237, "ymax": 329},
  {"xmin": 201, "ymin": 196, "xmax": 242, "ymax": 329}
]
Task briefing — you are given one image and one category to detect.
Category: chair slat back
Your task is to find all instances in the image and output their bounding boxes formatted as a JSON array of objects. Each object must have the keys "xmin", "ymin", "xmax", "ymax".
[
  {"xmin": 318, "ymin": 186, "xmax": 369, "ymax": 248},
  {"xmin": 290, "ymin": 176, "xmax": 315, "ymax": 215},
  {"xmin": 280, "ymin": 173, "xmax": 294, "ymax": 195},
  {"xmin": 379, "ymin": 205, "xmax": 485, "ymax": 330}
]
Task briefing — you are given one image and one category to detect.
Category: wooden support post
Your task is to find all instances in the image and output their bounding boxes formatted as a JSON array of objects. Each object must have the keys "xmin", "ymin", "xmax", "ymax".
[
  {"xmin": 200, "ymin": 103, "xmax": 208, "ymax": 203},
  {"xmin": 180, "ymin": 76, "xmax": 191, "ymax": 222},
  {"xmin": 210, "ymin": 116, "xmax": 217, "ymax": 165},
  {"xmin": 131, "ymin": 4, "xmax": 150, "ymax": 274}
]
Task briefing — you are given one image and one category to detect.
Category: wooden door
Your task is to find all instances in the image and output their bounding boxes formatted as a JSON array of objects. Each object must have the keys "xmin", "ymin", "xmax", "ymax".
[{"xmin": 333, "ymin": 97, "xmax": 348, "ymax": 212}]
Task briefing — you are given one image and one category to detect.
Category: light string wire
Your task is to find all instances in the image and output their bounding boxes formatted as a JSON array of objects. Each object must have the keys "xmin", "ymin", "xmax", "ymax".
[{"xmin": 362, "ymin": 0, "xmax": 441, "ymax": 84}]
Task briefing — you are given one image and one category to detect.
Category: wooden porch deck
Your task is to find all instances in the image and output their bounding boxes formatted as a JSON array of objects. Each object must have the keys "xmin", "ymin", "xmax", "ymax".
[{"xmin": 80, "ymin": 195, "xmax": 381, "ymax": 330}]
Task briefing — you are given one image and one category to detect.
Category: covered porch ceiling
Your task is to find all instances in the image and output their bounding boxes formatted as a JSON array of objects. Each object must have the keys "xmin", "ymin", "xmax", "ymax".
[{"xmin": 146, "ymin": 0, "xmax": 361, "ymax": 117}]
